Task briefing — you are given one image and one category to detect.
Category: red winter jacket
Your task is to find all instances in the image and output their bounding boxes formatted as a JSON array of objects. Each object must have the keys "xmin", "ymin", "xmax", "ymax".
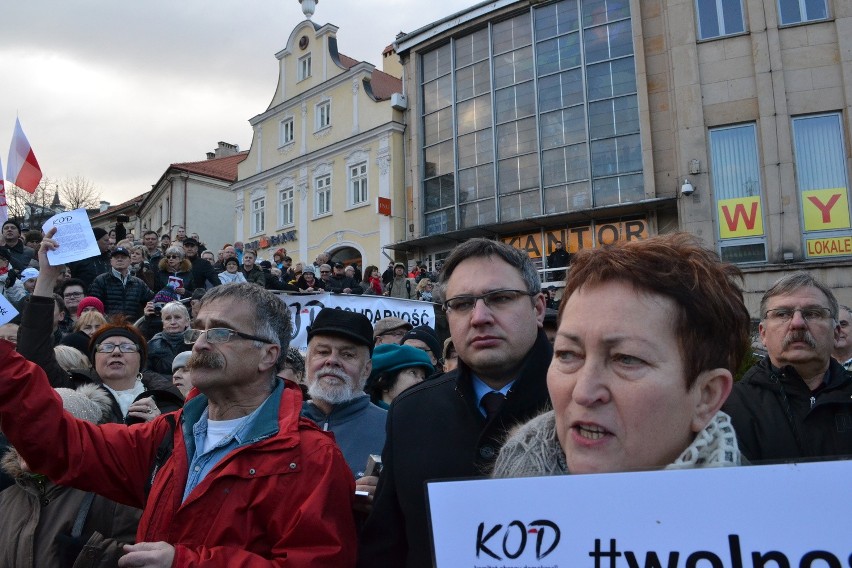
[{"xmin": 0, "ymin": 341, "xmax": 357, "ymax": 567}]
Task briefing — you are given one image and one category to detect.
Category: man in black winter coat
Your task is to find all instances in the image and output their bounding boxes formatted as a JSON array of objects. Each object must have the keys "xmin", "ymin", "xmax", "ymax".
[
  {"xmin": 325, "ymin": 262, "xmax": 363, "ymax": 294},
  {"xmin": 181, "ymin": 238, "xmax": 221, "ymax": 289},
  {"xmin": 69, "ymin": 228, "xmax": 111, "ymax": 289},
  {"xmin": 723, "ymin": 272, "xmax": 852, "ymax": 462},
  {"xmin": 546, "ymin": 239, "xmax": 571, "ymax": 282},
  {"xmin": 358, "ymin": 238, "xmax": 551, "ymax": 568},
  {"xmin": 0, "ymin": 220, "xmax": 34, "ymax": 271},
  {"xmin": 89, "ymin": 247, "xmax": 154, "ymax": 320}
]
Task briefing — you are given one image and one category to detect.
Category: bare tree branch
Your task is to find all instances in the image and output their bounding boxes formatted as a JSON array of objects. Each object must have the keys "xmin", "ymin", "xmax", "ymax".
[{"xmin": 59, "ymin": 175, "xmax": 101, "ymax": 210}]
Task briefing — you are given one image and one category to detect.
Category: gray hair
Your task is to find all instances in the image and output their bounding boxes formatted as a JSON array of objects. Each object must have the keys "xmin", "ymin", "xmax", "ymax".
[
  {"xmin": 199, "ymin": 283, "xmax": 293, "ymax": 371},
  {"xmin": 434, "ymin": 238, "xmax": 541, "ymax": 304},
  {"xmin": 164, "ymin": 246, "xmax": 184, "ymax": 259},
  {"xmin": 759, "ymin": 272, "xmax": 839, "ymax": 320},
  {"xmin": 161, "ymin": 301, "xmax": 190, "ymax": 321}
]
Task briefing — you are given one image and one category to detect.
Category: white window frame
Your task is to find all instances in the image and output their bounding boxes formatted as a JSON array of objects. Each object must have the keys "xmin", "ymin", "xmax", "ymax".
[
  {"xmin": 278, "ymin": 186, "xmax": 294, "ymax": 227},
  {"xmin": 315, "ymin": 100, "xmax": 331, "ymax": 131},
  {"xmin": 315, "ymin": 174, "xmax": 332, "ymax": 217},
  {"xmin": 695, "ymin": 0, "xmax": 745, "ymax": 40},
  {"xmin": 298, "ymin": 54, "xmax": 312, "ymax": 81},
  {"xmin": 348, "ymin": 162, "xmax": 368, "ymax": 207},
  {"xmin": 251, "ymin": 197, "xmax": 265, "ymax": 235},
  {"xmin": 279, "ymin": 117, "xmax": 294, "ymax": 147}
]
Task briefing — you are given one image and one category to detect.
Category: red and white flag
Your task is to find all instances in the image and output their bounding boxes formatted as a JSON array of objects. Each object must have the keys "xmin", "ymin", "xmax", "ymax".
[
  {"xmin": 6, "ymin": 118, "xmax": 42, "ymax": 194},
  {"xmin": 0, "ymin": 156, "xmax": 7, "ymax": 224}
]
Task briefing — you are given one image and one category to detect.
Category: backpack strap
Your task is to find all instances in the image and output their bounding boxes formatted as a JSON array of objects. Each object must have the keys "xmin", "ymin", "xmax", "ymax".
[
  {"xmin": 145, "ymin": 413, "xmax": 177, "ymax": 499},
  {"xmin": 71, "ymin": 492, "xmax": 96, "ymax": 539}
]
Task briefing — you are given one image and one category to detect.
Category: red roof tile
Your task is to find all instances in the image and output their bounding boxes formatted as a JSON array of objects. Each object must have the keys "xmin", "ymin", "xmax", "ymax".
[
  {"xmin": 171, "ymin": 151, "xmax": 249, "ymax": 182},
  {"xmin": 90, "ymin": 191, "xmax": 150, "ymax": 220}
]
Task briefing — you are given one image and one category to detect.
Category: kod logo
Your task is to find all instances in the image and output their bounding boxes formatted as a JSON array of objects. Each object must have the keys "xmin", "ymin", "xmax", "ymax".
[
  {"xmin": 476, "ymin": 519, "xmax": 561, "ymax": 560},
  {"xmin": 52, "ymin": 216, "xmax": 73, "ymax": 225}
]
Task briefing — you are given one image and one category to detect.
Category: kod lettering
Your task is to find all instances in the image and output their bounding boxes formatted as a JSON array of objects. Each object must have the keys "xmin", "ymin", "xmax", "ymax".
[
  {"xmin": 53, "ymin": 216, "xmax": 73, "ymax": 225},
  {"xmin": 476, "ymin": 519, "xmax": 561, "ymax": 561}
]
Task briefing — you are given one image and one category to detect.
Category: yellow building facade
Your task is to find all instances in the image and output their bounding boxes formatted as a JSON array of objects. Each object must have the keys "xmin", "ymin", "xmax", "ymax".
[{"xmin": 232, "ymin": 18, "xmax": 406, "ymax": 269}]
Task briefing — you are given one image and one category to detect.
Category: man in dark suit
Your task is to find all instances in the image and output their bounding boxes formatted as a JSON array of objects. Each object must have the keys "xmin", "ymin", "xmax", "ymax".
[{"xmin": 358, "ymin": 238, "xmax": 551, "ymax": 568}]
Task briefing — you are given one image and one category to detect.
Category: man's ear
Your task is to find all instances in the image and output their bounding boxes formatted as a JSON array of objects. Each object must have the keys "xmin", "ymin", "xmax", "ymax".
[
  {"xmin": 690, "ymin": 368, "xmax": 733, "ymax": 433},
  {"xmin": 258, "ymin": 344, "xmax": 280, "ymax": 373},
  {"xmin": 533, "ymin": 293, "xmax": 546, "ymax": 327}
]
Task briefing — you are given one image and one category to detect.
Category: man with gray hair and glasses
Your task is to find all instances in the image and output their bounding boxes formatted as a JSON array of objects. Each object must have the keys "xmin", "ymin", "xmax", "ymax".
[
  {"xmin": 723, "ymin": 272, "xmax": 852, "ymax": 462},
  {"xmin": 0, "ymin": 260, "xmax": 357, "ymax": 565},
  {"xmin": 359, "ymin": 238, "xmax": 551, "ymax": 568}
]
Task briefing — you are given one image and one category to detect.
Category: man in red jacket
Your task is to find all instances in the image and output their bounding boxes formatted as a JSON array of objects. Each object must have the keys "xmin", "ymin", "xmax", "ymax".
[{"xmin": 0, "ymin": 230, "xmax": 357, "ymax": 567}]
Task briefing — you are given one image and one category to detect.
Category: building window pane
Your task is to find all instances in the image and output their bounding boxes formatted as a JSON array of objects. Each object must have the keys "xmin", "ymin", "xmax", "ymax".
[
  {"xmin": 460, "ymin": 199, "xmax": 496, "ymax": 228},
  {"xmin": 422, "ymin": 44, "xmax": 451, "ymax": 83},
  {"xmin": 497, "ymin": 117, "xmax": 538, "ymax": 159},
  {"xmin": 299, "ymin": 54, "xmax": 312, "ymax": 80},
  {"xmin": 792, "ymin": 114, "xmax": 847, "ymax": 192},
  {"xmin": 280, "ymin": 118, "xmax": 294, "ymax": 146},
  {"xmin": 583, "ymin": 0, "xmax": 631, "ymax": 26},
  {"xmin": 458, "ymin": 164, "xmax": 495, "ymax": 202},
  {"xmin": 349, "ymin": 162, "xmax": 368, "ymax": 206},
  {"xmin": 315, "ymin": 101, "xmax": 331, "ymax": 130},
  {"xmin": 252, "ymin": 197, "xmax": 265, "ymax": 234},
  {"xmin": 696, "ymin": 0, "xmax": 745, "ymax": 40},
  {"xmin": 536, "ymin": 33, "xmax": 581, "ymax": 75},
  {"xmin": 315, "ymin": 174, "xmax": 332, "ymax": 216},
  {"xmin": 585, "ymin": 20, "xmax": 633, "ymax": 64},
  {"xmin": 493, "ymin": 46, "xmax": 534, "ymax": 89},
  {"xmin": 500, "ymin": 189, "xmax": 541, "ymax": 221},
  {"xmin": 458, "ymin": 129, "xmax": 494, "ymax": 169},
  {"xmin": 492, "ymin": 12, "xmax": 532, "ymax": 55},
  {"xmin": 535, "ymin": 0, "xmax": 580, "ymax": 40},
  {"xmin": 423, "ymin": 108, "xmax": 454, "ymax": 146},
  {"xmin": 709, "ymin": 124, "xmax": 762, "ymax": 200},
  {"xmin": 457, "ymin": 94, "xmax": 492, "ymax": 135},
  {"xmin": 456, "ymin": 60, "xmax": 491, "ymax": 102},
  {"xmin": 494, "ymin": 81, "xmax": 536, "ymax": 123},
  {"xmin": 455, "ymin": 28, "xmax": 489, "ymax": 68},
  {"xmin": 423, "ymin": 75, "xmax": 453, "ymax": 114},
  {"xmin": 279, "ymin": 187, "xmax": 294, "ymax": 226},
  {"xmin": 778, "ymin": 0, "xmax": 828, "ymax": 25}
]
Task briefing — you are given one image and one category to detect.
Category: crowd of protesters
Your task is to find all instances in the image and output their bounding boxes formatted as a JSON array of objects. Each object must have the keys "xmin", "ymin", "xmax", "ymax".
[{"xmin": 0, "ymin": 218, "xmax": 850, "ymax": 566}]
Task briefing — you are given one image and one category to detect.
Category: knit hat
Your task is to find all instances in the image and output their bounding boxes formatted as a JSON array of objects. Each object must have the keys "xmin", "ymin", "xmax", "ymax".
[
  {"xmin": 307, "ymin": 308, "xmax": 374, "ymax": 354},
  {"xmin": 172, "ymin": 350, "xmax": 192, "ymax": 373},
  {"xmin": 302, "ymin": 265, "xmax": 316, "ymax": 275},
  {"xmin": 373, "ymin": 317, "xmax": 412, "ymax": 339},
  {"xmin": 93, "ymin": 227, "xmax": 108, "ymax": 241},
  {"xmin": 369, "ymin": 343, "xmax": 433, "ymax": 381},
  {"xmin": 182, "ymin": 237, "xmax": 200, "ymax": 247},
  {"xmin": 2, "ymin": 220, "xmax": 22, "ymax": 234},
  {"xmin": 56, "ymin": 384, "xmax": 112, "ymax": 424},
  {"xmin": 76, "ymin": 296, "xmax": 105, "ymax": 317},
  {"xmin": 224, "ymin": 257, "xmax": 239, "ymax": 268},
  {"xmin": 20, "ymin": 267, "xmax": 39, "ymax": 283},
  {"xmin": 153, "ymin": 288, "xmax": 179, "ymax": 307},
  {"xmin": 400, "ymin": 325, "xmax": 441, "ymax": 360}
]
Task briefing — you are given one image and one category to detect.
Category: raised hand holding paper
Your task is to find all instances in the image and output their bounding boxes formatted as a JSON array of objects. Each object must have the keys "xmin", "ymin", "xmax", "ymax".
[{"xmin": 40, "ymin": 209, "xmax": 101, "ymax": 266}]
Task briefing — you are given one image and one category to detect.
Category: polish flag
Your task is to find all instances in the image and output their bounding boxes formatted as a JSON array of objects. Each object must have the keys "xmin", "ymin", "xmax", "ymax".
[
  {"xmin": 6, "ymin": 118, "xmax": 42, "ymax": 194},
  {"xmin": 0, "ymin": 156, "xmax": 7, "ymax": 224}
]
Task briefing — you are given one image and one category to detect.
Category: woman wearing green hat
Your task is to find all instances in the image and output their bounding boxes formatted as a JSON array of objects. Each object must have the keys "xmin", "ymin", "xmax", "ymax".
[{"xmin": 365, "ymin": 343, "xmax": 434, "ymax": 409}]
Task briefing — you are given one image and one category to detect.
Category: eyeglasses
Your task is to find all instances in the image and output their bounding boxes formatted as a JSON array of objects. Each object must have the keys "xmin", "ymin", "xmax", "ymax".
[
  {"xmin": 443, "ymin": 289, "xmax": 535, "ymax": 313},
  {"xmin": 379, "ymin": 329, "xmax": 407, "ymax": 339},
  {"xmin": 96, "ymin": 342, "xmax": 141, "ymax": 354},
  {"xmin": 184, "ymin": 327, "xmax": 275, "ymax": 345},
  {"xmin": 166, "ymin": 254, "xmax": 181, "ymax": 259},
  {"xmin": 764, "ymin": 307, "xmax": 833, "ymax": 323},
  {"xmin": 320, "ymin": 270, "xmax": 330, "ymax": 274},
  {"xmin": 63, "ymin": 292, "xmax": 84, "ymax": 299}
]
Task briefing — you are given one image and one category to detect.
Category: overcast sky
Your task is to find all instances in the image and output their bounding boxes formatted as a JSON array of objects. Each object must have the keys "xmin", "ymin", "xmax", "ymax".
[{"xmin": 1, "ymin": 0, "xmax": 476, "ymax": 207}]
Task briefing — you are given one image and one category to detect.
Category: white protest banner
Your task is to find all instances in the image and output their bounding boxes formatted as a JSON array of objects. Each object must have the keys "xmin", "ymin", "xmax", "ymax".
[
  {"xmin": 0, "ymin": 294, "xmax": 19, "ymax": 325},
  {"xmin": 278, "ymin": 292, "xmax": 436, "ymax": 350},
  {"xmin": 41, "ymin": 209, "xmax": 100, "ymax": 265},
  {"xmin": 427, "ymin": 460, "xmax": 852, "ymax": 568}
]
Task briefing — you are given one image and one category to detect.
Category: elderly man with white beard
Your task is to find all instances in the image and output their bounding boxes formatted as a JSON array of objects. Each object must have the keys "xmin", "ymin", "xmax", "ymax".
[{"xmin": 301, "ymin": 308, "xmax": 387, "ymax": 484}]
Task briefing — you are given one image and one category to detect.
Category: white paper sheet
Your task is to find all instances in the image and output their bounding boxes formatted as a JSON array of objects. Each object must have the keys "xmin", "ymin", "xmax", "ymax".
[
  {"xmin": 0, "ymin": 294, "xmax": 19, "ymax": 325},
  {"xmin": 41, "ymin": 209, "xmax": 101, "ymax": 266}
]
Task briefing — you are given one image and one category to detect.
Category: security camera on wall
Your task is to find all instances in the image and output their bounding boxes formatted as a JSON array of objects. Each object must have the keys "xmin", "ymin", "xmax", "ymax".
[{"xmin": 680, "ymin": 179, "xmax": 695, "ymax": 196}]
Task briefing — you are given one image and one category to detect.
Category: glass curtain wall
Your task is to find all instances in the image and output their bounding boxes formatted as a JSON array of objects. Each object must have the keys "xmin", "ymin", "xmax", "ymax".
[{"xmin": 421, "ymin": 0, "xmax": 642, "ymax": 235}]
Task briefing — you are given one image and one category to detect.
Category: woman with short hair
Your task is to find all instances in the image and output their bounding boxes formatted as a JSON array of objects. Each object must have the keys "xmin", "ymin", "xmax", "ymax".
[
  {"xmin": 494, "ymin": 233, "xmax": 750, "ymax": 478},
  {"xmin": 145, "ymin": 302, "xmax": 192, "ymax": 376}
]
